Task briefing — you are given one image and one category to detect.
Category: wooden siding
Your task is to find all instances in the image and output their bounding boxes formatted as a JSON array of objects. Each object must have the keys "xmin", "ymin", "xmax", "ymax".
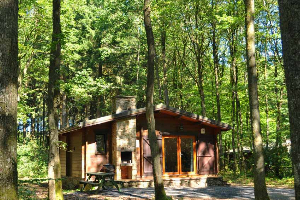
[
  {"xmin": 137, "ymin": 112, "xmax": 218, "ymax": 176},
  {"xmin": 69, "ymin": 131, "xmax": 83, "ymax": 177},
  {"xmin": 85, "ymin": 123, "xmax": 112, "ymax": 173},
  {"xmin": 59, "ymin": 135, "xmax": 67, "ymax": 176}
]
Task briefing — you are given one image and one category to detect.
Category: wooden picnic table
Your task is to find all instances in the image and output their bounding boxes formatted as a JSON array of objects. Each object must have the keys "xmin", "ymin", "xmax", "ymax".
[{"xmin": 80, "ymin": 172, "xmax": 121, "ymax": 192}]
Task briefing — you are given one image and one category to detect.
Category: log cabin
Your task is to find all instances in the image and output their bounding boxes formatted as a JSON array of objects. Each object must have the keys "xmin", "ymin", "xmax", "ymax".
[{"xmin": 59, "ymin": 96, "xmax": 231, "ymax": 183}]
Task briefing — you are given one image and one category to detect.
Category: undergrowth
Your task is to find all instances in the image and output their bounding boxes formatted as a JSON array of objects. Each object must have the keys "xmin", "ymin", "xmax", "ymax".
[{"xmin": 220, "ymin": 170, "xmax": 294, "ymax": 188}]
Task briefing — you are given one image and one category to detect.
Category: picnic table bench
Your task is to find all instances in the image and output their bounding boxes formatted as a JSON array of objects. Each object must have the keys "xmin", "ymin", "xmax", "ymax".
[{"xmin": 80, "ymin": 172, "xmax": 121, "ymax": 192}]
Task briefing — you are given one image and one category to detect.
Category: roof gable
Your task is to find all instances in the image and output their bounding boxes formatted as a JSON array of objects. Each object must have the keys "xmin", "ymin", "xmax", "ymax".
[{"xmin": 60, "ymin": 104, "xmax": 231, "ymax": 134}]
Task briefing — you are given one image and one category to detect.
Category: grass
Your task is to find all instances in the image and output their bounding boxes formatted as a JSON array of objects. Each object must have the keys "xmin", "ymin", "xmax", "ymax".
[{"xmin": 220, "ymin": 171, "xmax": 294, "ymax": 188}]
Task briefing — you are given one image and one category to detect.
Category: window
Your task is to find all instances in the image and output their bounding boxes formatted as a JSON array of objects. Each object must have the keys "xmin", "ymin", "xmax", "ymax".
[{"xmin": 95, "ymin": 134, "xmax": 106, "ymax": 154}]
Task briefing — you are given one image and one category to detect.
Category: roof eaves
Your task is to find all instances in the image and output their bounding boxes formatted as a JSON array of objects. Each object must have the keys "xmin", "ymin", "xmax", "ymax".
[
  {"xmin": 59, "ymin": 103, "xmax": 231, "ymax": 134},
  {"xmin": 156, "ymin": 104, "xmax": 232, "ymax": 131}
]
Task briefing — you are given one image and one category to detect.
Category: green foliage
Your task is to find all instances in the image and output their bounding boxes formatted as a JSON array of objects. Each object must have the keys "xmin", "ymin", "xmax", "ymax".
[
  {"xmin": 18, "ymin": 139, "xmax": 48, "ymax": 178},
  {"xmin": 61, "ymin": 177, "xmax": 81, "ymax": 190},
  {"xmin": 17, "ymin": 0, "xmax": 291, "ymax": 181},
  {"xmin": 18, "ymin": 184, "xmax": 39, "ymax": 200},
  {"xmin": 221, "ymin": 171, "xmax": 294, "ymax": 188}
]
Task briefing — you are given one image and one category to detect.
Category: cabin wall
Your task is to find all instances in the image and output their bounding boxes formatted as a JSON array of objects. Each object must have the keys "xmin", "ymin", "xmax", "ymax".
[
  {"xmin": 137, "ymin": 112, "xmax": 219, "ymax": 176},
  {"xmin": 59, "ymin": 135, "xmax": 67, "ymax": 176},
  {"xmin": 67, "ymin": 130, "xmax": 83, "ymax": 178},
  {"xmin": 85, "ymin": 123, "xmax": 112, "ymax": 173}
]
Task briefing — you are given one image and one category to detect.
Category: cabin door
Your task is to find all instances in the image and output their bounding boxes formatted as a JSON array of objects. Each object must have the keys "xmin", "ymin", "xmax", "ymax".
[{"xmin": 162, "ymin": 136, "xmax": 196, "ymax": 175}]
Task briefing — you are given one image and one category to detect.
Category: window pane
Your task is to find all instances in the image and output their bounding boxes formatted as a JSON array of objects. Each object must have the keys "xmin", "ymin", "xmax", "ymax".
[
  {"xmin": 96, "ymin": 134, "xmax": 105, "ymax": 154},
  {"xmin": 164, "ymin": 137, "xmax": 178, "ymax": 173},
  {"xmin": 181, "ymin": 137, "xmax": 194, "ymax": 172}
]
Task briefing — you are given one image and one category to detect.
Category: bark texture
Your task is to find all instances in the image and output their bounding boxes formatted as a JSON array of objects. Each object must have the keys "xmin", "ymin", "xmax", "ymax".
[
  {"xmin": 0, "ymin": 0, "xmax": 18, "ymax": 199},
  {"xmin": 48, "ymin": 0, "xmax": 64, "ymax": 199},
  {"xmin": 143, "ymin": 1, "xmax": 168, "ymax": 199},
  {"xmin": 278, "ymin": 1, "xmax": 300, "ymax": 199},
  {"xmin": 245, "ymin": 0, "xmax": 270, "ymax": 199}
]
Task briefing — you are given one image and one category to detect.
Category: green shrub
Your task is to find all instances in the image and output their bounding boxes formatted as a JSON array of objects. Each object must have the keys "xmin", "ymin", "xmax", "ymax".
[
  {"xmin": 62, "ymin": 176, "xmax": 81, "ymax": 190},
  {"xmin": 18, "ymin": 139, "xmax": 48, "ymax": 178},
  {"xmin": 18, "ymin": 184, "xmax": 39, "ymax": 200}
]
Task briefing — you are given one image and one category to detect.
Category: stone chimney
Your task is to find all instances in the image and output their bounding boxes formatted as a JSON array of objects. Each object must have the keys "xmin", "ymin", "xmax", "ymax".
[
  {"xmin": 112, "ymin": 96, "xmax": 137, "ymax": 180},
  {"xmin": 113, "ymin": 96, "xmax": 136, "ymax": 114}
]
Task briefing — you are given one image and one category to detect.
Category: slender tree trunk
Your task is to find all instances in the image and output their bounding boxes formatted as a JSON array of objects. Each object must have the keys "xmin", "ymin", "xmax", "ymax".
[
  {"xmin": 192, "ymin": 2, "xmax": 206, "ymax": 117},
  {"xmin": 96, "ymin": 61, "xmax": 103, "ymax": 118},
  {"xmin": 48, "ymin": 0, "xmax": 64, "ymax": 199},
  {"xmin": 0, "ymin": 0, "xmax": 18, "ymax": 198},
  {"xmin": 274, "ymin": 64, "xmax": 283, "ymax": 178},
  {"xmin": 144, "ymin": 1, "xmax": 168, "ymax": 199},
  {"xmin": 230, "ymin": 30, "xmax": 237, "ymax": 174},
  {"xmin": 212, "ymin": 18, "xmax": 223, "ymax": 170},
  {"xmin": 235, "ymin": 50, "xmax": 243, "ymax": 175},
  {"xmin": 278, "ymin": 1, "xmax": 300, "ymax": 198},
  {"xmin": 236, "ymin": 94, "xmax": 244, "ymax": 174},
  {"xmin": 31, "ymin": 114, "xmax": 35, "ymax": 136},
  {"xmin": 274, "ymin": 87, "xmax": 283, "ymax": 178},
  {"xmin": 43, "ymin": 93, "xmax": 46, "ymax": 143},
  {"xmin": 245, "ymin": 0, "xmax": 269, "ymax": 199},
  {"xmin": 264, "ymin": 55, "xmax": 270, "ymax": 174},
  {"xmin": 155, "ymin": 55, "xmax": 162, "ymax": 101},
  {"xmin": 161, "ymin": 28, "xmax": 169, "ymax": 106},
  {"xmin": 61, "ymin": 93, "xmax": 68, "ymax": 128},
  {"xmin": 197, "ymin": 60, "xmax": 206, "ymax": 117}
]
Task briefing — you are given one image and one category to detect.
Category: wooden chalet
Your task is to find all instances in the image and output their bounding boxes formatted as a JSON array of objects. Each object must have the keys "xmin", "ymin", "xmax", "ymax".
[{"xmin": 59, "ymin": 96, "xmax": 231, "ymax": 183}]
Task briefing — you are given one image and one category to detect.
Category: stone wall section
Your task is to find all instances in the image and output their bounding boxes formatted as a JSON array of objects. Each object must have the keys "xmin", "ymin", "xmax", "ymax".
[
  {"xmin": 112, "ymin": 96, "xmax": 137, "ymax": 180},
  {"xmin": 112, "ymin": 117, "xmax": 137, "ymax": 180}
]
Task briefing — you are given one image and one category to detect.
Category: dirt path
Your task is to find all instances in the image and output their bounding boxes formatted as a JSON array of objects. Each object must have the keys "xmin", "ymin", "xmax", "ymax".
[
  {"xmin": 20, "ymin": 183, "xmax": 295, "ymax": 200},
  {"xmin": 63, "ymin": 186, "xmax": 295, "ymax": 200}
]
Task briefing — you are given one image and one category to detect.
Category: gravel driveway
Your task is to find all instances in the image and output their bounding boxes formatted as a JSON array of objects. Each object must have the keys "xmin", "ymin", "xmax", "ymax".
[{"xmin": 64, "ymin": 186, "xmax": 295, "ymax": 200}]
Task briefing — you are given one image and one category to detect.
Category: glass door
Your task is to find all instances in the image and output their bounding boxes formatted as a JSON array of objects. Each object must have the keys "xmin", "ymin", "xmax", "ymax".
[
  {"xmin": 163, "ymin": 137, "xmax": 179, "ymax": 174},
  {"xmin": 180, "ymin": 136, "xmax": 196, "ymax": 174},
  {"xmin": 163, "ymin": 136, "xmax": 195, "ymax": 175}
]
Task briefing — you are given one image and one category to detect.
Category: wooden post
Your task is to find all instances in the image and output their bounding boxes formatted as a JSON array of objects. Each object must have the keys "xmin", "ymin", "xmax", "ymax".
[
  {"xmin": 82, "ymin": 128, "xmax": 87, "ymax": 179},
  {"xmin": 215, "ymin": 129, "xmax": 220, "ymax": 174}
]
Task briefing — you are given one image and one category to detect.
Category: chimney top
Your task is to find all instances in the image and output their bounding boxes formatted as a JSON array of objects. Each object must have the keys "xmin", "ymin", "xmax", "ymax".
[{"xmin": 113, "ymin": 96, "xmax": 136, "ymax": 114}]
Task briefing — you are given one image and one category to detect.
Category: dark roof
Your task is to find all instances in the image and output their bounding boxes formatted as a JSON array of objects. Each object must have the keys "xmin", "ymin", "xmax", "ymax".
[{"xmin": 59, "ymin": 104, "xmax": 231, "ymax": 134}]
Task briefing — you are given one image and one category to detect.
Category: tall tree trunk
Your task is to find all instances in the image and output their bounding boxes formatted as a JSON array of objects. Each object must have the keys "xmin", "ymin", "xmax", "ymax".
[
  {"xmin": 192, "ymin": 2, "xmax": 206, "ymax": 117},
  {"xmin": 197, "ymin": 60, "xmax": 206, "ymax": 117},
  {"xmin": 48, "ymin": 0, "xmax": 64, "ymax": 199},
  {"xmin": 274, "ymin": 87, "xmax": 283, "ymax": 178},
  {"xmin": 61, "ymin": 93, "xmax": 68, "ymax": 128},
  {"xmin": 278, "ymin": 1, "xmax": 300, "ymax": 198},
  {"xmin": 230, "ymin": 30, "xmax": 237, "ymax": 174},
  {"xmin": 263, "ymin": 49, "xmax": 270, "ymax": 173},
  {"xmin": 212, "ymin": 16, "xmax": 223, "ymax": 170},
  {"xmin": 161, "ymin": 28, "xmax": 169, "ymax": 106},
  {"xmin": 245, "ymin": 0, "xmax": 269, "ymax": 199},
  {"xmin": 156, "ymin": 55, "xmax": 162, "ymax": 101},
  {"xmin": 236, "ymin": 93, "xmax": 244, "ymax": 174},
  {"xmin": 96, "ymin": 61, "xmax": 103, "ymax": 118},
  {"xmin": 274, "ymin": 64, "xmax": 283, "ymax": 178},
  {"xmin": 235, "ymin": 44, "xmax": 243, "ymax": 174},
  {"xmin": 0, "ymin": 0, "xmax": 18, "ymax": 198},
  {"xmin": 43, "ymin": 93, "xmax": 46, "ymax": 144},
  {"xmin": 143, "ymin": 1, "xmax": 168, "ymax": 199}
]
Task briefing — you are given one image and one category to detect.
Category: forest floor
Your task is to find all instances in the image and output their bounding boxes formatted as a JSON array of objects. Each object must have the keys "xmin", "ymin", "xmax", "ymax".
[{"xmin": 20, "ymin": 183, "xmax": 295, "ymax": 200}]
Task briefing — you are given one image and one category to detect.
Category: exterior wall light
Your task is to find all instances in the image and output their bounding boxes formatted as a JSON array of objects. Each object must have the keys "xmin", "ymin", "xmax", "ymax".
[{"xmin": 201, "ymin": 128, "xmax": 205, "ymax": 134}]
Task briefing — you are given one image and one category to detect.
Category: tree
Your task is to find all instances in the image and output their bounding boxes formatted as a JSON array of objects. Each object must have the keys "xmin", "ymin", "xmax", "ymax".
[
  {"xmin": 0, "ymin": 0, "xmax": 18, "ymax": 199},
  {"xmin": 144, "ymin": 0, "xmax": 169, "ymax": 199},
  {"xmin": 278, "ymin": 0, "xmax": 300, "ymax": 199},
  {"xmin": 48, "ymin": 0, "xmax": 64, "ymax": 199},
  {"xmin": 245, "ymin": 0, "xmax": 270, "ymax": 199}
]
